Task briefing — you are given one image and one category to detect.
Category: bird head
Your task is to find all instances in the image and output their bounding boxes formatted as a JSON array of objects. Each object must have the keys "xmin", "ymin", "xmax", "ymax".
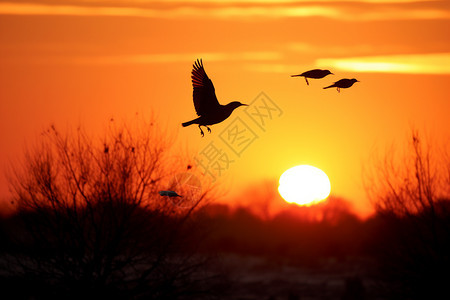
[
  {"xmin": 325, "ymin": 70, "xmax": 334, "ymax": 75},
  {"xmin": 227, "ymin": 101, "xmax": 248, "ymax": 111},
  {"xmin": 352, "ymin": 78, "xmax": 360, "ymax": 83}
]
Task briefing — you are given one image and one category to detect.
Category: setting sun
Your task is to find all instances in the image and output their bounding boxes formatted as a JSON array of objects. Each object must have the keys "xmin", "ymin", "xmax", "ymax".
[{"xmin": 278, "ymin": 165, "xmax": 331, "ymax": 206}]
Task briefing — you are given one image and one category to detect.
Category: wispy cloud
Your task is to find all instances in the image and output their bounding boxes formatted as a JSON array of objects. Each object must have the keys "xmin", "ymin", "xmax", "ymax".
[
  {"xmin": 1, "ymin": 2, "xmax": 449, "ymax": 21},
  {"xmin": 287, "ymin": 43, "xmax": 418, "ymax": 57},
  {"xmin": 244, "ymin": 53, "xmax": 450, "ymax": 75},
  {"xmin": 0, "ymin": 3, "xmax": 160, "ymax": 17},
  {"xmin": 6, "ymin": 51, "xmax": 282, "ymax": 65},
  {"xmin": 316, "ymin": 53, "xmax": 450, "ymax": 74},
  {"xmin": 0, "ymin": 3, "xmax": 338, "ymax": 19},
  {"xmin": 87, "ymin": 51, "xmax": 282, "ymax": 64}
]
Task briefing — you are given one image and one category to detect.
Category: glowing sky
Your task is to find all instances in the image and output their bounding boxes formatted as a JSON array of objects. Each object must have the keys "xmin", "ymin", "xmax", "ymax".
[{"xmin": 1, "ymin": 0, "xmax": 449, "ymax": 216}]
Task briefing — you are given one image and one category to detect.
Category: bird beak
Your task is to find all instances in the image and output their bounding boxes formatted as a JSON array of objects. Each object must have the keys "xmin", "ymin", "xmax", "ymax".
[
  {"xmin": 331, "ymin": 73, "xmax": 334, "ymax": 75},
  {"xmin": 241, "ymin": 103, "xmax": 248, "ymax": 106}
]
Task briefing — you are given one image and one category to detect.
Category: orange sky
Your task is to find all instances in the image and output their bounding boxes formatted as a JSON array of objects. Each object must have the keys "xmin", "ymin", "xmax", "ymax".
[{"xmin": 1, "ymin": 0, "xmax": 449, "ymax": 216}]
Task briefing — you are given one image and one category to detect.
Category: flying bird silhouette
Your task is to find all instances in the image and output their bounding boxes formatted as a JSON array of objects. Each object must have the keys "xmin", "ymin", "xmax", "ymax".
[
  {"xmin": 291, "ymin": 69, "xmax": 333, "ymax": 85},
  {"xmin": 323, "ymin": 78, "xmax": 359, "ymax": 93},
  {"xmin": 159, "ymin": 191, "xmax": 182, "ymax": 198},
  {"xmin": 182, "ymin": 59, "xmax": 248, "ymax": 137}
]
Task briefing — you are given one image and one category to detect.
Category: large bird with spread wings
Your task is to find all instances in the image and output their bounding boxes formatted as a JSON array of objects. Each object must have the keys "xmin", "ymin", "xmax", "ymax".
[{"xmin": 182, "ymin": 59, "xmax": 247, "ymax": 137}]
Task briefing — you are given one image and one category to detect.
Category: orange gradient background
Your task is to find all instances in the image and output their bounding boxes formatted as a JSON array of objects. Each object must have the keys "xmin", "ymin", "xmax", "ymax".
[{"xmin": 1, "ymin": 0, "xmax": 449, "ymax": 217}]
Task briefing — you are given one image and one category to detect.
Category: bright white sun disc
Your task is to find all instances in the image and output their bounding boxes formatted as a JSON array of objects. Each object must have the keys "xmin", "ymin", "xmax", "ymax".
[{"xmin": 278, "ymin": 165, "xmax": 331, "ymax": 206}]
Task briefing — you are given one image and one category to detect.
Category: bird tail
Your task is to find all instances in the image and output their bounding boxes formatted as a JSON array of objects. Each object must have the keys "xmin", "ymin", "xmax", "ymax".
[{"xmin": 182, "ymin": 120, "xmax": 196, "ymax": 127}]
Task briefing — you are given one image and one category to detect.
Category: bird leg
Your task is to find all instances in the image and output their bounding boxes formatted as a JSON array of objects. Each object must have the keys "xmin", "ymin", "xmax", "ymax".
[
  {"xmin": 198, "ymin": 125, "xmax": 205, "ymax": 137},
  {"xmin": 206, "ymin": 126, "xmax": 211, "ymax": 133},
  {"xmin": 337, "ymin": 87, "xmax": 340, "ymax": 93},
  {"xmin": 305, "ymin": 77, "xmax": 309, "ymax": 85}
]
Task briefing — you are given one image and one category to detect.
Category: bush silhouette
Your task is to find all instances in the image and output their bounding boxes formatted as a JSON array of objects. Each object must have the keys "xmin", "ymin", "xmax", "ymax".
[
  {"xmin": 365, "ymin": 130, "xmax": 450, "ymax": 299},
  {"xmin": 2, "ymin": 121, "xmax": 218, "ymax": 299}
]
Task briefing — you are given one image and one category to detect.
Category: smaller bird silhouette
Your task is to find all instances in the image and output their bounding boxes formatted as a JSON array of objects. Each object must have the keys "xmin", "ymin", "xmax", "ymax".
[
  {"xmin": 291, "ymin": 69, "xmax": 333, "ymax": 85},
  {"xmin": 159, "ymin": 191, "xmax": 182, "ymax": 197},
  {"xmin": 323, "ymin": 78, "xmax": 359, "ymax": 93},
  {"xmin": 182, "ymin": 59, "xmax": 248, "ymax": 137}
]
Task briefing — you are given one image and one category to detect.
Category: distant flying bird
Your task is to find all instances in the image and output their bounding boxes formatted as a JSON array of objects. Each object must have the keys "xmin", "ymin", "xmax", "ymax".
[
  {"xmin": 182, "ymin": 59, "xmax": 248, "ymax": 137},
  {"xmin": 323, "ymin": 78, "xmax": 359, "ymax": 93},
  {"xmin": 159, "ymin": 191, "xmax": 182, "ymax": 197},
  {"xmin": 291, "ymin": 69, "xmax": 333, "ymax": 85}
]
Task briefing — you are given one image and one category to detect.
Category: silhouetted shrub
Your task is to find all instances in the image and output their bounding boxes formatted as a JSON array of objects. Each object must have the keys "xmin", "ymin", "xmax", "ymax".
[
  {"xmin": 2, "ymin": 121, "xmax": 220, "ymax": 299},
  {"xmin": 365, "ymin": 130, "xmax": 450, "ymax": 299}
]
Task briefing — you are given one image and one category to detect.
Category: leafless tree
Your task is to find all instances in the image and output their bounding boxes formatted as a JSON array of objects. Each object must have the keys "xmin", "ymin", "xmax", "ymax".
[
  {"xmin": 2, "ymin": 120, "xmax": 220, "ymax": 299},
  {"xmin": 365, "ymin": 130, "xmax": 449, "ymax": 216},
  {"xmin": 364, "ymin": 129, "xmax": 450, "ymax": 299}
]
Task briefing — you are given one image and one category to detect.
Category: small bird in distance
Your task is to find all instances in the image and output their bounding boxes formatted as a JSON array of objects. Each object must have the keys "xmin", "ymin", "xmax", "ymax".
[
  {"xmin": 323, "ymin": 78, "xmax": 359, "ymax": 93},
  {"xmin": 182, "ymin": 59, "xmax": 248, "ymax": 137},
  {"xmin": 159, "ymin": 191, "xmax": 182, "ymax": 198},
  {"xmin": 291, "ymin": 69, "xmax": 333, "ymax": 85}
]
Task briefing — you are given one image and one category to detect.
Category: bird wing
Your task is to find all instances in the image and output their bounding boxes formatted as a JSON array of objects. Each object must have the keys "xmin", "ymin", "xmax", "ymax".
[
  {"xmin": 334, "ymin": 79, "xmax": 348, "ymax": 86},
  {"xmin": 301, "ymin": 69, "xmax": 319, "ymax": 77},
  {"xmin": 191, "ymin": 59, "xmax": 220, "ymax": 116}
]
